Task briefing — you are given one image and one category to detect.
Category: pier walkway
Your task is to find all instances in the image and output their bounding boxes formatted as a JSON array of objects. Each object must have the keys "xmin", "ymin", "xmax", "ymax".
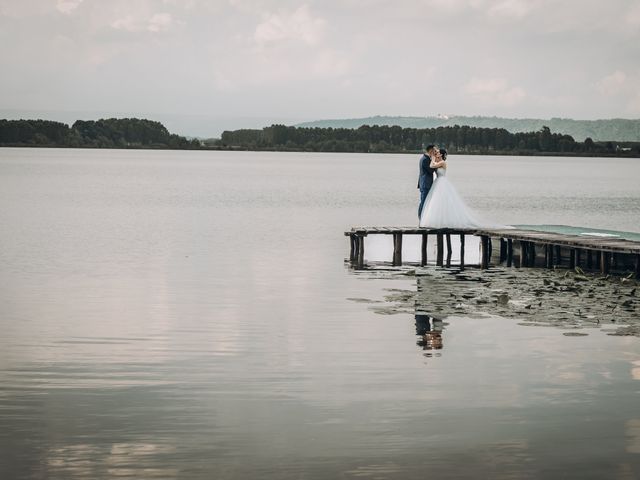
[{"xmin": 345, "ymin": 226, "xmax": 640, "ymax": 278}]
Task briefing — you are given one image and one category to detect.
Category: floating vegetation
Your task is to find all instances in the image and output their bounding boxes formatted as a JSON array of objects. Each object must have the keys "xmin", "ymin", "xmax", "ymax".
[{"xmin": 358, "ymin": 265, "xmax": 640, "ymax": 337}]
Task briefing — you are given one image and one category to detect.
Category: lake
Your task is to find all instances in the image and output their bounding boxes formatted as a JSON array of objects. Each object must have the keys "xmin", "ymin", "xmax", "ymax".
[{"xmin": 1, "ymin": 148, "xmax": 639, "ymax": 479}]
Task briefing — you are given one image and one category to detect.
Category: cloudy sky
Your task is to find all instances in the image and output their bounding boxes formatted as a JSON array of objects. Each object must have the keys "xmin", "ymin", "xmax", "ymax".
[{"xmin": 1, "ymin": 0, "xmax": 639, "ymax": 135}]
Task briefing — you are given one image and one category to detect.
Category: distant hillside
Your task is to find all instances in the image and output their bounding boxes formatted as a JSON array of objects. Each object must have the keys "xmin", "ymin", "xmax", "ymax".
[
  {"xmin": 220, "ymin": 124, "xmax": 640, "ymax": 157},
  {"xmin": 294, "ymin": 116, "xmax": 640, "ymax": 142}
]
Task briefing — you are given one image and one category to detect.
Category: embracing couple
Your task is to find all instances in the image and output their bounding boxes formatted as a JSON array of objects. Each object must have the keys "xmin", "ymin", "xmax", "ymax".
[{"xmin": 416, "ymin": 145, "xmax": 505, "ymax": 229}]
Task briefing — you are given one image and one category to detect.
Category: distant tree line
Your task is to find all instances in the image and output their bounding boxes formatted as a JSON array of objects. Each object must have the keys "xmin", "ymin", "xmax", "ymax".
[
  {"xmin": 219, "ymin": 124, "xmax": 640, "ymax": 156},
  {"xmin": 0, "ymin": 118, "xmax": 200, "ymax": 149},
  {"xmin": 296, "ymin": 116, "xmax": 640, "ymax": 143},
  {"xmin": 3, "ymin": 118, "xmax": 639, "ymax": 156}
]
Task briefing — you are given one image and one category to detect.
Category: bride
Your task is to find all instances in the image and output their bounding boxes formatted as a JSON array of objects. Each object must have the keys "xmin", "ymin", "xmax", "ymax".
[{"xmin": 419, "ymin": 148, "xmax": 507, "ymax": 229}]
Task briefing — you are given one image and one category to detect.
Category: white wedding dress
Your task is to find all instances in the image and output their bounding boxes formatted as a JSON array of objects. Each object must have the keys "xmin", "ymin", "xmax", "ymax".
[{"xmin": 419, "ymin": 167, "xmax": 507, "ymax": 229}]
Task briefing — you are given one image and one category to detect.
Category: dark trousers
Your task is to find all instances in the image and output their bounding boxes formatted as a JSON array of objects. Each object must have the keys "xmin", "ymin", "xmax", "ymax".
[{"xmin": 418, "ymin": 188, "xmax": 429, "ymax": 218}]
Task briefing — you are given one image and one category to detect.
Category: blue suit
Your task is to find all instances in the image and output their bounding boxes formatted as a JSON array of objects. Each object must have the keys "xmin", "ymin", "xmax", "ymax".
[{"xmin": 417, "ymin": 154, "xmax": 435, "ymax": 218}]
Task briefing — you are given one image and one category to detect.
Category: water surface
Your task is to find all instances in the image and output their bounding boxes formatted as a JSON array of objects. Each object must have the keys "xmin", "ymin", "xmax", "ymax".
[{"xmin": 1, "ymin": 148, "xmax": 639, "ymax": 479}]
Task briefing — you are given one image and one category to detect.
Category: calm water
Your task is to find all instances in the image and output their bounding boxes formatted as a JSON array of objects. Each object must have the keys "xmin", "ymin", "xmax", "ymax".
[{"xmin": 1, "ymin": 148, "xmax": 639, "ymax": 479}]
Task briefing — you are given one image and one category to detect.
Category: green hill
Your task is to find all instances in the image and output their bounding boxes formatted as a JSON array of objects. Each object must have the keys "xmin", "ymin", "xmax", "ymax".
[{"xmin": 294, "ymin": 116, "xmax": 640, "ymax": 142}]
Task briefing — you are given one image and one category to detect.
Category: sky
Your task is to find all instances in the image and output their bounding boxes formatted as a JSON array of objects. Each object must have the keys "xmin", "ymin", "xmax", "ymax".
[{"xmin": 1, "ymin": 0, "xmax": 639, "ymax": 136}]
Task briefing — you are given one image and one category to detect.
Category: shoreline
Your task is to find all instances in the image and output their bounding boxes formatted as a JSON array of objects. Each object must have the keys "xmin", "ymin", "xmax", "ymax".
[{"xmin": 1, "ymin": 145, "xmax": 639, "ymax": 158}]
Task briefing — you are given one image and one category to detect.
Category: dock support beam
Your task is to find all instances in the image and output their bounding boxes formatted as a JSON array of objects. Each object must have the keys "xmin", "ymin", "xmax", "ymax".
[
  {"xmin": 506, "ymin": 239, "xmax": 513, "ymax": 267},
  {"xmin": 356, "ymin": 234, "xmax": 365, "ymax": 269},
  {"xmin": 601, "ymin": 251, "xmax": 611, "ymax": 275},
  {"xmin": 569, "ymin": 249, "xmax": 576, "ymax": 270},
  {"xmin": 499, "ymin": 239, "xmax": 507, "ymax": 264},
  {"xmin": 528, "ymin": 243, "xmax": 536, "ymax": 267},
  {"xmin": 436, "ymin": 233, "xmax": 444, "ymax": 267},
  {"xmin": 555, "ymin": 245, "xmax": 562, "ymax": 266},
  {"xmin": 445, "ymin": 233, "xmax": 452, "ymax": 267},
  {"xmin": 545, "ymin": 244, "xmax": 553, "ymax": 269},
  {"xmin": 460, "ymin": 234, "xmax": 466, "ymax": 270},
  {"xmin": 587, "ymin": 250, "xmax": 593, "ymax": 269},
  {"xmin": 392, "ymin": 233, "xmax": 403, "ymax": 266},
  {"xmin": 349, "ymin": 235, "xmax": 356, "ymax": 262},
  {"xmin": 421, "ymin": 233, "xmax": 428, "ymax": 267},
  {"xmin": 480, "ymin": 236, "xmax": 490, "ymax": 269},
  {"xmin": 519, "ymin": 241, "xmax": 527, "ymax": 268}
]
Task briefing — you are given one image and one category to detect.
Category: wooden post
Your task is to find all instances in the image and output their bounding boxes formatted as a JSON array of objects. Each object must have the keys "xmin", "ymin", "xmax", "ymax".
[
  {"xmin": 506, "ymin": 239, "xmax": 513, "ymax": 267},
  {"xmin": 586, "ymin": 250, "xmax": 593, "ymax": 269},
  {"xmin": 421, "ymin": 233, "xmax": 428, "ymax": 267},
  {"xmin": 595, "ymin": 251, "xmax": 601, "ymax": 269},
  {"xmin": 601, "ymin": 251, "xmax": 611, "ymax": 275},
  {"xmin": 569, "ymin": 249, "xmax": 576, "ymax": 269},
  {"xmin": 353, "ymin": 235, "xmax": 359, "ymax": 264},
  {"xmin": 499, "ymin": 239, "xmax": 507, "ymax": 263},
  {"xmin": 349, "ymin": 234, "xmax": 356, "ymax": 262},
  {"xmin": 436, "ymin": 233, "xmax": 444, "ymax": 266},
  {"xmin": 392, "ymin": 233, "xmax": 403, "ymax": 266},
  {"xmin": 460, "ymin": 234, "xmax": 466, "ymax": 270},
  {"xmin": 575, "ymin": 249, "xmax": 581, "ymax": 268},
  {"xmin": 545, "ymin": 244, "xmax": 553, "ymax": 269},
  {"xmin": 528, "ymin": 243, "xmax": 536, "ymax": 267},
  {"xmin": 356, "ymin": 235, "xmax": 365, "ymax": 269},
  {"xmin": 519, "ymin": 241, "xmax": 527, "ymax": 268},
  {"xmin": 555, "ymin": 245, "xmax": 562, "ymax": 266},
  {"xmin": 392, "ymin": 233, "xmax": 396, "ymax": 265},
  {"xmin": 481, "ymin": 235, "xmax": 490, "ymax": 269},
  {"xmin": 445, "ymin": 233, "xmax": 452, "ymax": 267}
]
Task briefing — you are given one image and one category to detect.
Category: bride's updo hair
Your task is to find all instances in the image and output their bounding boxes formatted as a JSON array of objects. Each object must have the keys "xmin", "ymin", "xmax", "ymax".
[{"xmin": 439, "ymin": 148, "xmax": 447, "ymax": 160}]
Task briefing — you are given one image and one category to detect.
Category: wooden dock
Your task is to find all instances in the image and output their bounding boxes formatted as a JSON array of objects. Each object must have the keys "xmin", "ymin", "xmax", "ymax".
[{"xmin": 344, "ymin": 226, "xmax": 640, "ymax": 278}]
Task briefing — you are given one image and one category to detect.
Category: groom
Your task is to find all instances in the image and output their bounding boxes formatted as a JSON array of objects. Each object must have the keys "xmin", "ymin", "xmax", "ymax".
[{"xmin": 417, "ymin": 144, "xmax": 437, "ymax": 218}]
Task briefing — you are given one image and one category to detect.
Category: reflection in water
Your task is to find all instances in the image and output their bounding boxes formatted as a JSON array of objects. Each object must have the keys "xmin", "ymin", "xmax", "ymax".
[
  {"xmin": 627, "ymin": 364, "xmax": 640, "ymax": 455},
  {"xmin": 627, "ymin": 419, "xmax": 640, "ymax": 454},
  {"xmin": 46, "ymin": 442, "xmax": 178, "ymax": 478},
  {"xmin": 415, "ymin": 313, "xmax": 443, "ymax": 353},
  {"xmin": 414, "ymin": 275, "xmax": 445, "ymax": 355}
]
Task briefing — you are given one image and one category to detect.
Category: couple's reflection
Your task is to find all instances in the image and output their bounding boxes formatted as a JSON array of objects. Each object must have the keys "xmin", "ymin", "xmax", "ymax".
[
  {"xmin": 414, "ymin": 277, "xmax": 444, "ymax": 357},
  {"xmin": 415, "ymin": 313, "xmax": 443, "ymax": 352}
]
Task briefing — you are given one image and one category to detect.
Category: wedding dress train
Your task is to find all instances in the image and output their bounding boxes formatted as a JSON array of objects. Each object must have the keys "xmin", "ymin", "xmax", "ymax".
[{"xmin": 419, "ymin": 168, "xmax": 508, "ymax": 229}]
